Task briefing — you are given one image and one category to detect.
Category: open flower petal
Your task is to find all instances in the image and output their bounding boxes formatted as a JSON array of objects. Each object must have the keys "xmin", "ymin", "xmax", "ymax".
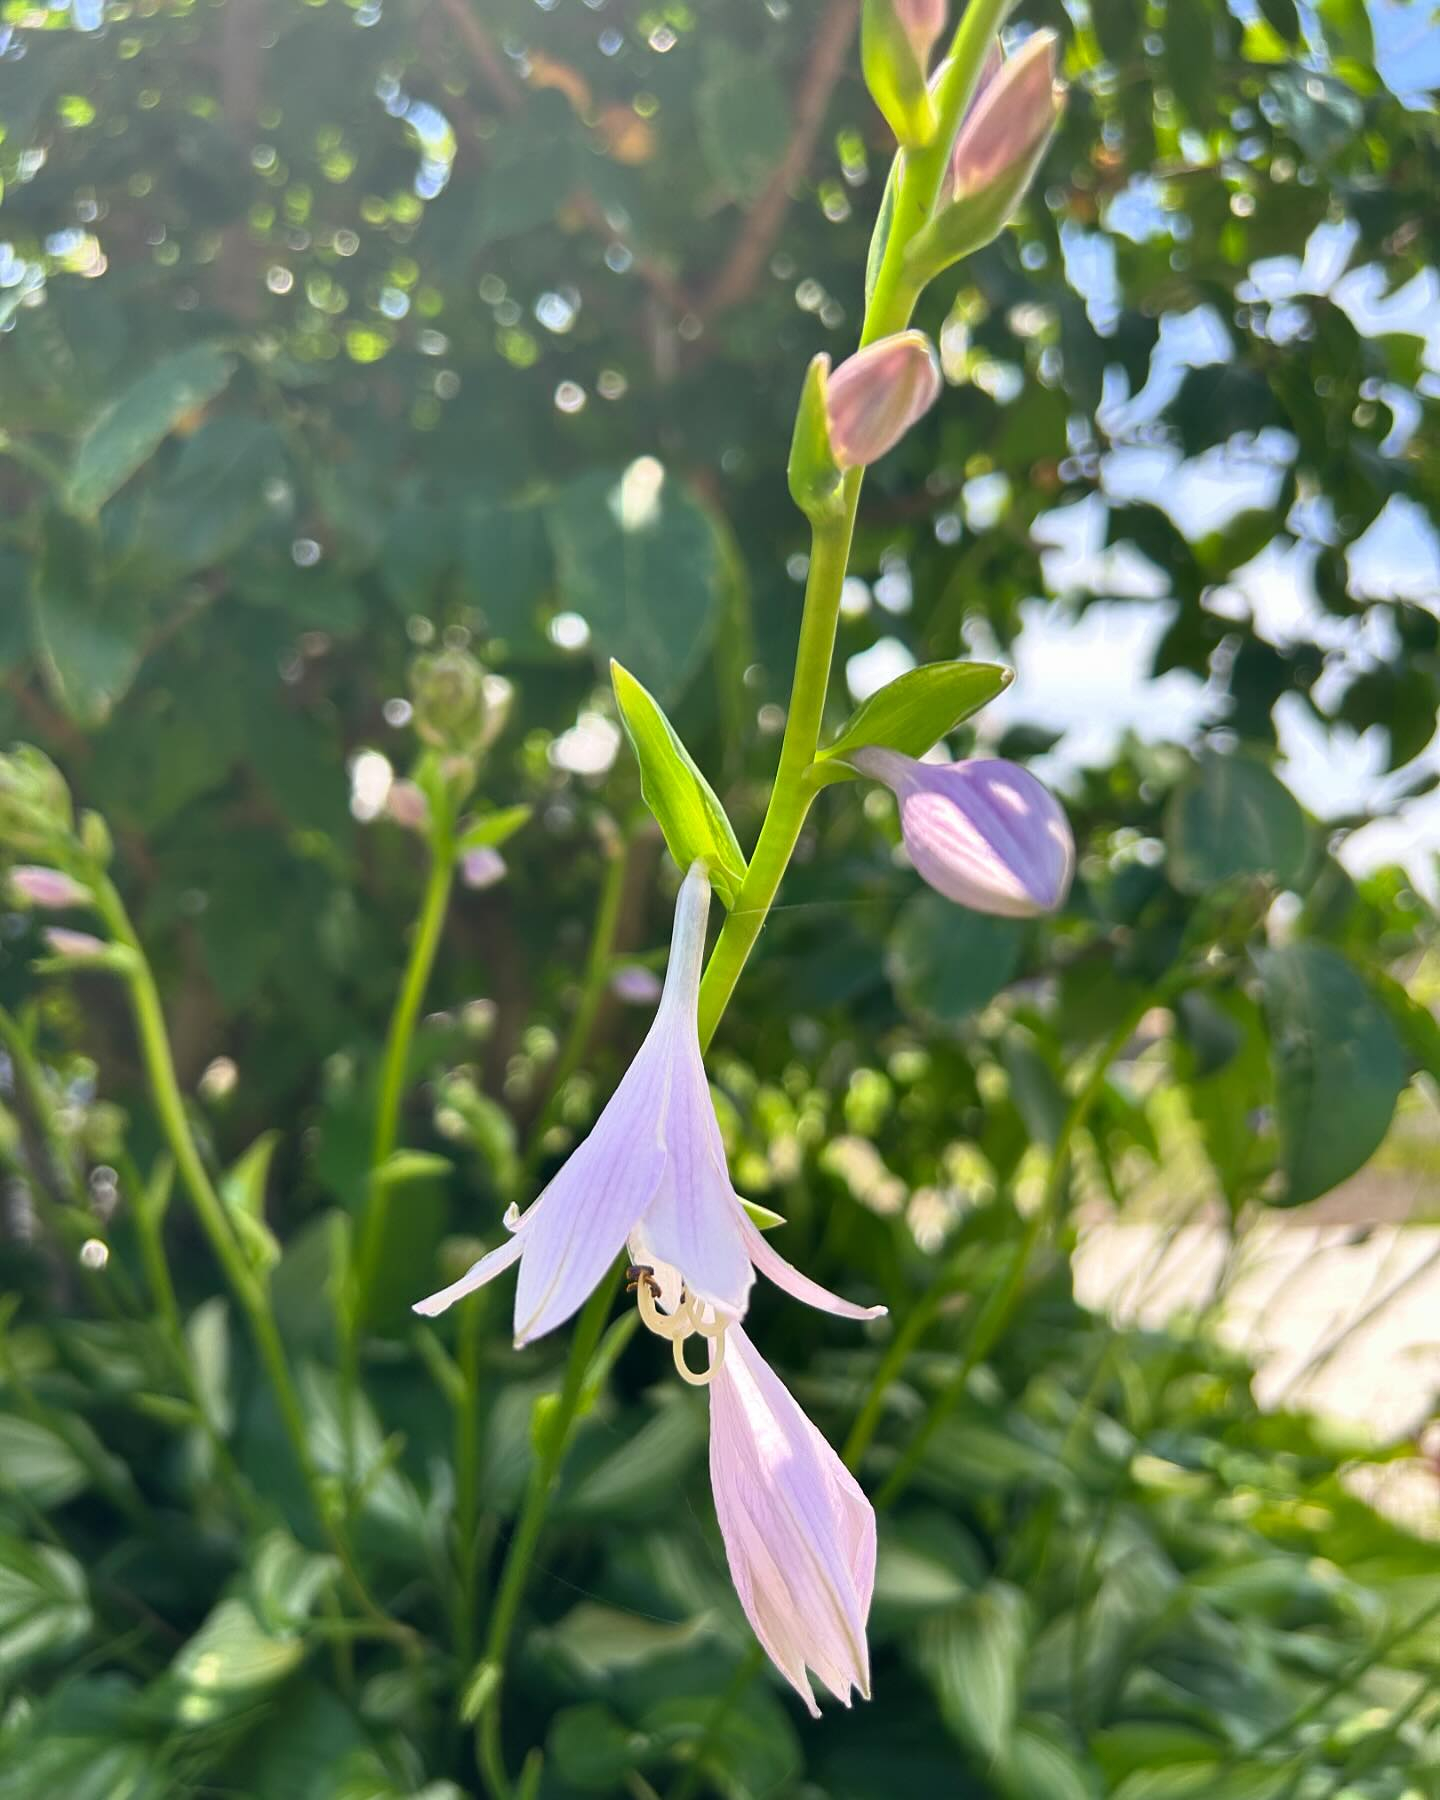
[
  {"xmin": 738, "ymin": 1213, "xmax": 886, "ymax": 1322},
  {"xmin": 412, "ymin": 1229, "xmax": 526, "ymax": 1319}
]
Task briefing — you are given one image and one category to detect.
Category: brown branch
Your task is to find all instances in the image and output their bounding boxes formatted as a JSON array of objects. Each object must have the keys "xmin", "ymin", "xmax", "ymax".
[
  {"xmin": 698, "ymin": 0, "xmax": 860, "ymax": 322},
  {"xmin": 432, "ymin": 0, "xmax": 524, "ymax": 114}
]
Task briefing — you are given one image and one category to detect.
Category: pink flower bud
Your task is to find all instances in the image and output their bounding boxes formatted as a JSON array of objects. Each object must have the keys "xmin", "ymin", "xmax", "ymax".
[
  {"xmin": 948, "ymin": 30, "xmax": 1062, "ymax": 202},
  {"xmin": 895, "ymin": 0, "xmax": 947, "ymax": 67},
  {"xmin": 386, "ymin": 780, "xmax": 431, "ymax": 833},
  {"xmin": 42, "ymin": 928, "xmax": 108, "ymax": 960},
  {"xmin": 852, "ymin": 748, "xmax": 1074, "ymax": 916},
  {"xmin": 460, "ymin": 847, "xmax": 507, "ymax": 890},
  {"xmin": 9, "ymin": 866, "xmax": 89, "ymax": 910},
  {"xmin": 825, "ymin": 332, "xmax": 942, "ymax": 470}
]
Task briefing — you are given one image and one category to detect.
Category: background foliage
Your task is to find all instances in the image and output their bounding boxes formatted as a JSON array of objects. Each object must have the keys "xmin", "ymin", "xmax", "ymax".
[{"xmin": 0, "ymin": 0, "xmax": 1438, "ymax": 1796}]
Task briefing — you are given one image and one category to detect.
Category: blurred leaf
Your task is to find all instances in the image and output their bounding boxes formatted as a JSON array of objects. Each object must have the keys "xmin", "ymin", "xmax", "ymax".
[
  {"xmin": 1260, "ymin": 942, "xmax": 1407, "ymax": 1206},
  {"xmin": 1163, "ymin": 0, "xmax": 1216, "ymax": 125},
  {"xmin": 548, "ymin": 468, "xmax": 729, "ymax": 705},
  {"xmin": 152, "ymin": 1595, "xmax": 307, "ymax": 1727},
  {"xmin": 547, "ymin": 1703, "xmax": 649, "ymax": 1790},
  {"xmin": 644, "ymin": 1686, "xmax": 802, "ymax": 1800},
  {"xmin": 1165, "ymin": 756, "xmax": 1307, "ymax": 894},
  {"xmin": 612, "ymin": 659, "xmax": 747, "ymax": 904},
  {"xmin": 220, "ymin": 1130, "xmax": 282, "ymax": 1275},
  {"xmin": 0, "ymin": 1413, "xmax": 91, "ymax": 1509},
  {"xmin": 818, "ymin": 662, "xmax": 1012, "ymax": 779},
  {"xmin": 457, "ymin": 806, "xmax": 531, "ymax": 854},
  {"xmin": 29, "ymin": 509, "xmax": 142, "ymax": 727},
  {"xmin": 695, "ymin": 43, "xmax": 789, "ymax": 202},
  {"xmin": 66, "ymin": 345, "xmax": 235, "ymax": 515},
  {"xmin": 888, "ymin": 892, "xmax": 1025, "ymax": 1028},
  {"xmin": 916, "ymin": 1582, "xmax": 1030, "ymax": 1762},
  {"xmin": 562, "ymin": 1396, "xmax": 707, "ymax": 1519},
  {"xmin": 998, "ymin": 1723, "xmax": 1099, "ymax": 1800},
  {"xmin": 0, "ymin": 1537, "xmax": 91, "ymax": 1678}
]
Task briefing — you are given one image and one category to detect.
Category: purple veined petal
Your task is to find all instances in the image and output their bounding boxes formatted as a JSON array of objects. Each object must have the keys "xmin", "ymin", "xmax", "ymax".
[
  {"xmin": 737, "ymin": 1211, "xmax": 887, "ymax": 1322},
  {"xmin": 654, "ymin": 861, "xmax": 711, "ymax": 1024},
  {"xmin": 634, "ymin": 1051, "xmax": 755, "ymax": 1319},
  {"xmin": 413, "ymin": 1228, "xmax": 526, "ymax": 1318},
  {"xmin": 708, "ymin": 1326, "xmax": 875, "ymax": 1712},
  {"xmin": 851, "ymin": 747, "xmax": 1074, "ymax": 918}
]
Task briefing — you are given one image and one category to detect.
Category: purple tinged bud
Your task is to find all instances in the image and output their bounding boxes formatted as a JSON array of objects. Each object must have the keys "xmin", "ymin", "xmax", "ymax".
[
  {"xmin": 386, "ymin": 780, "xmax": 431, "ymax": 833},
  {"xmin": 825, "ymin": 332, "xmax": 942, "ymax": 470},
  {"xmin": 42, "ymin": 928, "xmax": 108, "ymax": 960},
  {"xmin": 852, "ymin": 748, "xmax": 1074, "ymax": 917},
  {"xmin": 895, "ymin": 0, "xmax": 947, "ymax": 67},
  {"xmin": 460, "ymin": 847, "xmax": 507, "ymax": 890},
  {"xmin": 611, "ymin": 963, "xmax": 663, "ymax": 1006},
  {"xmin": 9, "ymin": 866, "xmax": 89, "ymax": 910},
  {"xmin": 948, "ymin": 30, "xmax": 1062, "ymax": 201}
]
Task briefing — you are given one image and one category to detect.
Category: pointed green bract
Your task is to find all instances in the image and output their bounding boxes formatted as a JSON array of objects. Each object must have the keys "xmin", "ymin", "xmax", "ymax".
[
  {"xmin": 611, "ymin": 660, "xmax": 748, "ymax": 907},
  {"xmin": 814, "ymin": 659, "xmax": 1011, "ymax": 782},
  {"xmin": 861, "ymin": 0, "xmax": 940, "ymax": 147},
  {"xmin": 786, "ymin": 355, "xmax": 844, "ymax": 523}
]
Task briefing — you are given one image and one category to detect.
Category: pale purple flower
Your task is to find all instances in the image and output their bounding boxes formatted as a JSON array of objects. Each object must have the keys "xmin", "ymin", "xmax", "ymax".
[
  {"xmin": 947, "ymin": 30, "xmax": 1061, "ymax": 202},
  {"xmin": 851, "ymin": 747, "xmax": 1074, "ymax": 916},
  {"xmin": 708, "ymin": 1324, "xmax": 875, "ymax": 1716},
  {"xmin": 415, "ymin": 863, "xmax": 884, "ymax": 1347},
  {"xmin": 460, "ymin": 847, "xmax": 507, "ymax": 890},
  {"xmin": 42, "ymin": 928, "xmax": 107, "ymax": 960},
  {"xmin": 825, "ymin": 332, "xmax": 942, "ymax": 470},
  {"xmin": 9, "ymin": 866, "xmax": 89, "ymax": 910},
  {"xmin": 610, "ymin": 963, "xmax": 663, "ymax": 1006}
]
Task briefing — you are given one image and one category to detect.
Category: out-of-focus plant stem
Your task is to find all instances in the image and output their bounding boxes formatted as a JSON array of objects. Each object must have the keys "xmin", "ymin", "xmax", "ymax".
[
  {"xmin": 695, "ymin": 0, "xmax": 1008, "ymax": 1052},
  {"xmin": 477, "ymin": 1268, "xmax": 620, "ymax": 1800},
  {"xmin": 92, "ymin": 875, "xmax": 411, "ymax": 1650}
]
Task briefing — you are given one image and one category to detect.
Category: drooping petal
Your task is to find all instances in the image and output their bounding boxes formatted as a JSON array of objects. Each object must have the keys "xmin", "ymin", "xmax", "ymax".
[
  {"xmin": 738, "ymin": 1213, "xmax": 887, "ymax": 1322},
  {"xmin": 708, "ymin": 1326, "xmax": 875, "ymax": 1712},
  {"xmin": 413, "ymin": 1228, "xmax": 526, "ymax": 1318}
]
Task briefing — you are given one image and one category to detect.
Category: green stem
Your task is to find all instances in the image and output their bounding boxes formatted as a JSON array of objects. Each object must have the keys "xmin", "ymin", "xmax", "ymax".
[
  {"xmin": 477, "ymin": 1268, "xmax": 621, "ymax": 1800},
  {"xmin": 353, "ymin": 826, "xmax": 457, "ymax": 1321},
  {"xmin": 667, "ymin": 1642, "xmax": 767, "ymax": 1800},
  {"xmin": 875, "ymin": 986, "xmax": 1159, "ymax": 1510},
  {"xmin": 92, "ymin": 877, "xmax": 408, "ymax": 1645},
  {"xmin": 527, "ymin": 826, "xmax": 630, "ymax": 1158},
  {"xmin": 453, "ymin": 1284, "xmax": 490, "ymax": 1674}
]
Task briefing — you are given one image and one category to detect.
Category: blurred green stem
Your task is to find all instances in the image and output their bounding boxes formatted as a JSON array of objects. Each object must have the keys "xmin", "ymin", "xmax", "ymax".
[
  {"xmin": 477, "ymin": 1268, "xmax": 620, "ymax": 1800},
  {"xmin": 92, "ymin": 875, "xmax": 408, "ymax": 1646},
  {"xmin": 695, "ymin": 0, "xmax": 1006, "ymax": 1052},
  {"xmin": 354, "ymin": 817, "xmax": 457, "ymax": 1322}
]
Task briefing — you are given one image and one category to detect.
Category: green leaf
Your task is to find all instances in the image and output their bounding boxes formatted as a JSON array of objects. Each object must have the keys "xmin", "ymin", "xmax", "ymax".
[
  {"xmin": 0, "ymin": 1537, "xmax": 91, "ymax": 1677},
  {"xmin": 1163, "ymin": 0, "xmax": 1217, "ymax": 126},
  {"xmin": 888, "ymin": 892, "xmax": 1026, "ymax": 1028},
  {"xmin": 611, "ymin": 660, "xmax": 747, "ymax": 905},
  {"xmin": 818, "ymin": 661, "xmax": 1012, "ymax": 780},
  {"xmin": 865, "ymin": 152, "xmax": 901, "ymax": 306},
  {"xmin": 1165, "ymin": 755, "xmax": 1307, "ymax": 894},
  {"xmin": 695, "ymin": 44, "xmax": 790, "ymax": 203},
  {"xmin": 547, "ymin": 1703, "xmax": 649, "ymax": 1791},
  {"xmin": 358, "ymin": 1153, "xmax": 452, "ymax": 1333},
  {"xmin": 643, "ymin": 1688, "xmax": 802, "ymax": 1800},
  {"xmin": 548, "ymin": 467, "xmax": 729, "ymax": 705},
  {"xmin": 916, "ymin": 1582, "xmax": 1030, "ymax": 1762},
  {"xmin": 66, "ymin": 344, "xmax": 235, "ymax": 515},
  {"xmin": 1256, "ymin": 0, "xmax": 1300, "ymax": 40},
  {"xmin": 457, "ymin": 805, "xmax": 532, "ymax": 854},
  {"xmin": 0, "ymin": 1414, "xmax": 91, "ymax": 1509},
  {"xmin": 561, "ymin": 1396, "xmax": 707, "ymax": 1519},
  {"xmin": 29, "ymin": 509, "xmax": 143, "ymax": 727},
  {"xmin": 220, "ymin": 1130, "xmax": 282, "ymax": 1275},
  {"xmin": 998, "ymin": 1724, "xmax": 1098, "ymax": 1800},
  {"xmin": 787, "ymin": 354, "xmax": 843, "ymax": 522},
  {"xmin": 1260, "ymin": 943, "xmax": 1406, "ymax": 1206},
  {"xmin": 152, "ymin": 1597, "xmax": 306, "ymax": 1728}
]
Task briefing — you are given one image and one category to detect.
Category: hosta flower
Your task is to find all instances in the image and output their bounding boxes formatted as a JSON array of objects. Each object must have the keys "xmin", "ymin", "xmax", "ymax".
[
  {"xmin": 8, "ymin": 866, "xmax": 89, "ymax": 909},
  {"xmin": 709, "ymin": 1325, "xmax": 875, "ymax": 1714},
  {"xmin": 850, "ymin": 747, "xmax": 1074, "ymax": 916},
  {"xmin": 415, "ymin": 863, "xmax": 883, "ymax": 1370}
]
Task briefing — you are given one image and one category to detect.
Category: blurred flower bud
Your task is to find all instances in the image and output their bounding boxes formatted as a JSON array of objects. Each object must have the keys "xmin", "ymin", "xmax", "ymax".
[
  {"xmin": 83, "ymin": 1101, "xmax": 128, "ymax": 1164},
  {"xmin": 410, "ymin": 651, "xmax": 489, "ymax": 756},
  {"xmin": 9, "ymin": 866, "xmax": 90, "ymax": 910},
  {"xmin": 862, "ymin": 0, "xmax": 944, "ymax": 145},
  {"xmin": 386, "ymin": 779, "xmax": 431, "ymax": 834},
  {"xmin": 850, "ymin": 748, "xmax": 1074, "ymax": 917},
  {"xmin": 479, "ymin": 673, "xmax": 514, "ymax": 750},
  {"xmin": 42, "ymin": 928, "xmax": 109, "ymax": 960},
  {"xmin": 0, "ymin": 746, "xmax": 74, "ymax": 858},
  {"xmin": 908, "ymin": 32, "xmax": 1063, "ymax": 281},
  {"xmin": 460, "ymin": 847, "xmax": 507, "ymax": 890},
  {"xmin": 79, "ymin": 809, "xmax": 113, "ymax": 868},
  {"xmin": 610, "ymin": 963, "xmax": 663, "ymax": 1006},
  {"xmin": 825, "ymin": 332, "xmax": 942, "ymax": 470}
]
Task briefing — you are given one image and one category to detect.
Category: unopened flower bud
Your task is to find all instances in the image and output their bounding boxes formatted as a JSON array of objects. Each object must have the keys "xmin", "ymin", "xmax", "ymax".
[
  {"xmin": 460, "ymin": 847, "xmax": 507, "ymax": 891},
  {"xmin": 851, "ymin": 747, "xmax": 1074, "ymax": 917},
  {"xmin": 611, "ymin": 963, "xmax": 663, "ymax": 1006},
  {"xmin": 908, "ymin": 32, "xmax": 1064, "ymax": 282},
  {"xmin": 0, "ymin": 746, "xmax": 74, "ymax": 857},
  {"xmin": 410, "ymin": 651, "xmax": 489, "ymax": 756},
  {"xmin": 9, "ymin": 866, "xmax": 89, "ymax": 910},
  {"xmin": 42, "ymin": 927, "xmax": 108, "ymax": 960},
  {"xmin": 386, "ymin": 780, "xmax": 431, "ymax": 834},
  {"xmin": 862, "ymin": 0, "xmax": 946, "ymax": 145},
  {"xmin": 825, "ymin": 332, "xmax": 942, "ymax": 470}
]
